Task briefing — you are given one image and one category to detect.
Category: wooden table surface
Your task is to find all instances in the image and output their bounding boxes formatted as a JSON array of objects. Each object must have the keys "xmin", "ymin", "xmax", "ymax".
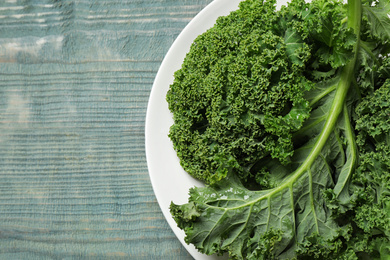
[{"xmin": 0, "ymin": 0, "xmax": 213, "ymax": 259}]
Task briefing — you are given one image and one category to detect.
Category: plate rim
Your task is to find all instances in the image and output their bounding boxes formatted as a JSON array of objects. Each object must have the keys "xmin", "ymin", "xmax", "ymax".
[{"xmin": 145, "ymin": 0, "xmax": 291, "ymax": 259}]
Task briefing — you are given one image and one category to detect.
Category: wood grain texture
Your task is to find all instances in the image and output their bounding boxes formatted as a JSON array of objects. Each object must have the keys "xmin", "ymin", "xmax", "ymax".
[{"xmin": 0, "ymin": 0, "xmax": 213, "ymax": 259}]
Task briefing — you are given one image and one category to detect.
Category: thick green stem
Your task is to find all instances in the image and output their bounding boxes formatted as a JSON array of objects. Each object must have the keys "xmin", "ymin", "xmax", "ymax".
[
  {"xmin": 348, "ymin": 0, "xmax": 362, "ymax": 34},
  {"xmin": 238, "ymin": 0, "xmax": 363, "ymax": 208},
  {"xmin": 285, "ymin": 0, "xmax": 362, "ymax": 182}
]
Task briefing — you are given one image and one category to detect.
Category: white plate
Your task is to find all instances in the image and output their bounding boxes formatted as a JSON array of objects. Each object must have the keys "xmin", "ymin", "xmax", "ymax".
[{"xmin": 145, "ymin": 0, "xmax": 290, "ymax": 259}]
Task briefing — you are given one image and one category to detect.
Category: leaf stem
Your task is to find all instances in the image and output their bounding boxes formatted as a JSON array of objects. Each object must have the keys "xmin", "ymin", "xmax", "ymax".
[
  {"xmin": 206, "ymin": 0, "xmax": 363, "ymax": 212},
  {"xmin": 284, "ymin": 0, "xmax": 362, "ymax": 183},
  {"xmin": 309, "ymin": 84, "xmax": 337, "ymax": 107},
  {"xmin": 333, "ymin": 104, "xmax": 358, "ymax": 196}
]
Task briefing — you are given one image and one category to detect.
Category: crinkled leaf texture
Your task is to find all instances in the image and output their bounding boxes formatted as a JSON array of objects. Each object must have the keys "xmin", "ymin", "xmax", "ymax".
[
  {"xmin": 347, "ymin": 80, "xmax": 390, "ymax": 258},
  {"xmin": 166, "ymin": 0, "xmax": 323, "ymax": 186},
  {"xmin": 362, "ymin": 0, "xmax": 390, "ymax": 43},
  {"xmin": 168, "ymin": 0, "xmax": 390, "ymax": 259},
  {"xmin": 171, "ymin": 80, "xmax": 358, "ymax": 259}
]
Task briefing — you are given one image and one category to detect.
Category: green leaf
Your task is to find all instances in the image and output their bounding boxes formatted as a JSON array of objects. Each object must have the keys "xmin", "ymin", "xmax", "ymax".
[
  {"xmin": 284, "ymin": 27, "xmax": 308, "ymax": 66},
  {"xmin": 171, "ymin": 160, "xmax": 339, "ymax": 259},
  {"xmin": 363, "ymin": 1, "xmax": 390, "ymax": 42},
  {"xmin": 171, "ymin": 66, "xmax": 359, "ymax": 258},
  {"xmin": 166, "ymin": 0, "xmax": 390, "ymax": 259},
  {"xmin": 304, "ymin": 0, "xmax": 356, "ymax": 69},
  {"xmin": 166, "ymin": 0, "xmax": 314, "ymax": 185},
  {"xmin": 170, "ymin": 119, "xmax": 354, "ymax": 259}
]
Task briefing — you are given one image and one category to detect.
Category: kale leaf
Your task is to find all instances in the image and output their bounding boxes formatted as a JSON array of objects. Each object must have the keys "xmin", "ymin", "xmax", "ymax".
[{"xmin": 167, "ymin": 0, "xmax": 390, "ymax": 259}]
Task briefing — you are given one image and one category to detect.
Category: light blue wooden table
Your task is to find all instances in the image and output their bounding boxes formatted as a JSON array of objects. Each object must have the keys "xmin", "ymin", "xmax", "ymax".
[{"xmin": 0, "ymin": 0, "xmax": 213, "ymax": 259}]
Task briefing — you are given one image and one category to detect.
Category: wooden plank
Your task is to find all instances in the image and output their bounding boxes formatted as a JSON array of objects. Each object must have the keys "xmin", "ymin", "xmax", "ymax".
[{"xmin": 0, "ymin": 0, "xmax": 213, "ymax": 259}]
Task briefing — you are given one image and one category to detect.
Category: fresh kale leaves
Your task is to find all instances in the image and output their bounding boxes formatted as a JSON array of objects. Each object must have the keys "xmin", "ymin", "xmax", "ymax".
[{"xmin": 167, "ymin": 0, "xmax": 390, "ymax": 259}]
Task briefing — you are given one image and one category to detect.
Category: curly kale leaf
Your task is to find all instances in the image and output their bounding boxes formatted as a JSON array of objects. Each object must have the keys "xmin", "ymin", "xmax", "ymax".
[
  {"xmin": 170, "ymin": 92, "xmax": 358, "ymax": 259},
  {"xmin": 355, "ymin": 79, "xmax": 390, "ymax": 150},
  {"xmin": 355, "ymin": 1, "xmax": 390, "ymax": 94},
  {"xmin": 166, "ymin": 0, "xmax": 356, "ymax": 186},
  {"xmin": 349, "ymin": 81, "xmax": 390, "ymax": 258},
  {"xmin": 167, "ymin": 0, "xmax": 314, "ymax": 186},
  {"xmin": 168, "ymin": 0, "xmax": 390, "ymax": 259},
  {"xmin": 170, "ymin": 3, "xmax": 362, "ymax": 250},
  {"xmin": 304, "ymin": 0, "xmax": 357, "ymax": 70},
  {"xmin": 362, "ymin": 0, "xmax": 390, "ymax": 43}
]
